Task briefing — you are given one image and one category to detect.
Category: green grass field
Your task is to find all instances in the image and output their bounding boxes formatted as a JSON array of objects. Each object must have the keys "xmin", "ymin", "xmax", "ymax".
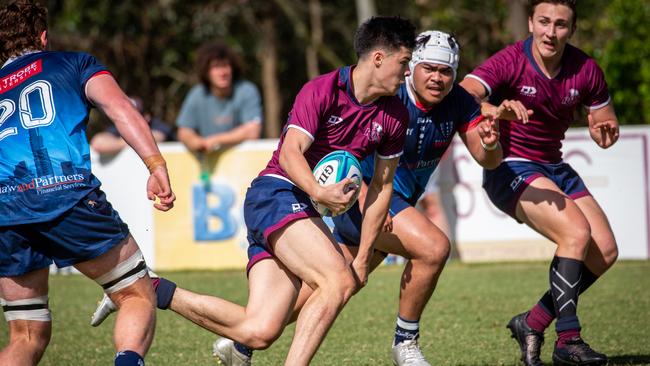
[{"xmin": 1, "ymin": 261, "xmax": 649, "ymax": 365}]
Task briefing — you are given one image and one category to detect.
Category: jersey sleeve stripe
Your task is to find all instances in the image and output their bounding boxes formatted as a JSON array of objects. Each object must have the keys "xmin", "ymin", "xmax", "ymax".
[
  {"xmin": 83, "ymin": 71, "xmax": 113, "ymax": 105},
  {"xmin": 377, "ymin": 151, "xmax": 403, "ymax": 160},
  {"xmin": 90, "ymin": 70, "xmax": 112, "ymax": 79},
  {"xmin": 463, "ymin": 114, "xmax": 486, "ymax": 132},
  {"xmin": 586, "ymin": 96, "xmax": 611, "ymax": 111},
  {"xmin": 465, "ymin": 74, "xmax": 492, "ymax": 96},
  {"xmin": 287, "ymin": 124, "xmax": 315, "ymax": 140}
]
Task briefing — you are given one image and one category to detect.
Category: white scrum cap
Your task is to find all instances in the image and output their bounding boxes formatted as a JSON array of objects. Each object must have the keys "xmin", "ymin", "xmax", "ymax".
[{"xmin": 409, "ymin": 30, "xmax": 460, "ymax": 81}]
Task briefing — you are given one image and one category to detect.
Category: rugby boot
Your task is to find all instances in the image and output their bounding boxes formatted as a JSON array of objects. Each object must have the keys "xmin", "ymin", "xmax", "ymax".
[
  {"xmin": 391, "ymin": 339, "xmax": 432, "ymax": 366},
  {"xmin": 507, "ymin": 312, "xmax": 545, "ymax": 366},
  {"xmin": 552, "ymin": 337, "xmax": 607, "ymax": 365},
  {"xmin": 90, "ymin": 293, "xmax": 117, "ymax": 327},
  {"xmin": 213, "ymin": 337, "xmax": 252, "ymax": 366}
]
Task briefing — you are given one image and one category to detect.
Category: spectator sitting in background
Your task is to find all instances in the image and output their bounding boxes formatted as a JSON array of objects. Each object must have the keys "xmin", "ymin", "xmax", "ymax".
[
  {"xmin": 90, "ymin": 96, "xmax": 175, "ymax": 154},
  {"xmin": 176, "ymin": 40, "xmax": 262, "ymax": 153}
]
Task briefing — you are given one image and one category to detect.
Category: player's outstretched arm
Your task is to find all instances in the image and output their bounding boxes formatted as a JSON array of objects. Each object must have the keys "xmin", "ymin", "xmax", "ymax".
[
  {"xmin": 588, "ymin": 103, "xmax": 619, "ymax": 149},
  {"xmin": 482, "ymin": 100, "xmax": 532, "ymax": 124},
  {"xmin": 354, "ymin": 156, "xmax": 398, "ymax": 287},
  {"xmin": 86, "ymin": 74, "xmax": 175, "ymax": 211},
  {"xmin": 459, "ymin": 77, "xmax": 488, "ymax": 103},
  {"xmin": 460, "ymin": 118, "xmax": 502, "ymax": 169}
]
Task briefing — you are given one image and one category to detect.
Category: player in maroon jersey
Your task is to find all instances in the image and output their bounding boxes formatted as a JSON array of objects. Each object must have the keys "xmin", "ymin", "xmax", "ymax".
[{"xmin": 460, "ymin": 1, "xmax": 619, "ymax": 365}]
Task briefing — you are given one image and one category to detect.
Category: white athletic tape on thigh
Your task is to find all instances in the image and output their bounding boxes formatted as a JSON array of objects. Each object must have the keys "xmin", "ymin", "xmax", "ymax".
[
  {"xmin": 95, "ymin": 249, "xmax": 148, "ymax": 294},
  {"xmin": 0, "ymin": 296, "xmax": 51, "ymax": 322}
]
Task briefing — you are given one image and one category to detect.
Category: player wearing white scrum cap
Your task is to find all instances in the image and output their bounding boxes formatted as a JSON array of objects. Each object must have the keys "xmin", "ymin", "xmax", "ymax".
[{"xmin": 410, "ymin": 30, "xmax": 460, "ymax": 80}]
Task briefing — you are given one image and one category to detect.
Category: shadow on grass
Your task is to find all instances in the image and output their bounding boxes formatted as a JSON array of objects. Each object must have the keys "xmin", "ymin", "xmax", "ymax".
[{"xmin": 608, "ymin": 355, "xmax": 650, "ymax": 365}]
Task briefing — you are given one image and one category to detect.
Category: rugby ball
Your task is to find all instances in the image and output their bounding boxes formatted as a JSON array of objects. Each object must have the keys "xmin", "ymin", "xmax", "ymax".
[{"xmin": 311, "ymin": 150, "xmax": 362, "ymax": 217}]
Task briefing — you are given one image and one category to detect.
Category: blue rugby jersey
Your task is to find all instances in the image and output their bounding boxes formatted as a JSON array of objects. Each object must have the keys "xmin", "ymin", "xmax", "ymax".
[
  {"xmin": 361, "ymin": 81, "xmax": 480, "ymax": 202},
  {"xmin": 0, "ymin": 51, "xmax": 108, "ymax": 225}
]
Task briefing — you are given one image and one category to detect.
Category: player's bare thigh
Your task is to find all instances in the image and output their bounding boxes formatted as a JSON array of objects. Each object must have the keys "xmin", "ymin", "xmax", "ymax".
[
  {"xmin": 0, "ymin": 267, "xmax": 49, "ymax": 303},
  {"xmin": 269, "ymin": 217, "xmax": 352, "ymax": 290},
  {"xmin": 515, "ymin": 176, "xmax": 590, "ymax": 245},
  {"xmin": 73, "ymin": 234, "xmax": 141, "ymax": 280},
  {"xmin": 245, "ymin": 257, "xmax": 302, "ymax": 332}
]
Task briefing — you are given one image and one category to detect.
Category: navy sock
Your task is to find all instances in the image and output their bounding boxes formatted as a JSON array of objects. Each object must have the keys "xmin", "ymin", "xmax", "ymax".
[
  {"xmin": 549, "ymin": 256, "xmax": 583, "ymax": 335},
  {"xmin": 155, "ymin": 277, "xmax": 177, "ymax": 310},
  {"xmin": 394, "ymin": 316, "xmax": 419, "ymax": 345},
  {"xmin": 115, "ymin": 350, "xmax": 144, "ymax": 366},
  {"xmin": 234, "ymin": 342, "xmax": 253, "ymax": 358}
]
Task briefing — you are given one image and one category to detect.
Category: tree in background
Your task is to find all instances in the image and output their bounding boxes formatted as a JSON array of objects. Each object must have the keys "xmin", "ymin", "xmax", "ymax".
[
  {"xmin": 41, "ymin": 0, "xmax": 647, "ymax": 137},
  {"xmin": 598, "ymin": 0, "xmax": 650, "ymax": 125}
]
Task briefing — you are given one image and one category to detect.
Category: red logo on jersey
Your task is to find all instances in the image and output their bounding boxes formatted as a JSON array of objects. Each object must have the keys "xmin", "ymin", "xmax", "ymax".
[{"xmin": 0, "ymin": 59, "xmax": 43, "ymax": 94}]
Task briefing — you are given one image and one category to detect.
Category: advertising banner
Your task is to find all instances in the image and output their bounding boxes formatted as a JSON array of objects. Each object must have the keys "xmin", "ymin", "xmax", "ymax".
[{"xmin": 92, "ymin": 127, "xmax": 650, "ymax": 270}]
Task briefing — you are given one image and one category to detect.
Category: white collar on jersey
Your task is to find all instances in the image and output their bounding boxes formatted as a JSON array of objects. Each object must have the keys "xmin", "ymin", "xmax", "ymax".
[{"xmin": 2, "ymin": 49, "xmax": 42, "ymax": 69}]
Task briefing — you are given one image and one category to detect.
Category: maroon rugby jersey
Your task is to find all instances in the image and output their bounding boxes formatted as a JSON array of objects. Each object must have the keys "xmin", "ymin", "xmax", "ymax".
[
  {"xmin": 466, "ymin": 38, "xmax": 610, "ymax": 163},
  {"xmin": 260, "ymin": 66, "xmax": 409, "ymax": 181}
]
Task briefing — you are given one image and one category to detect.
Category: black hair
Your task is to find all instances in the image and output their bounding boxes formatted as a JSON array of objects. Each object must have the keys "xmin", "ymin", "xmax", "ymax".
[{"xmin": 354, "ymin": 16, "xmax": 416, "ymax": 59}]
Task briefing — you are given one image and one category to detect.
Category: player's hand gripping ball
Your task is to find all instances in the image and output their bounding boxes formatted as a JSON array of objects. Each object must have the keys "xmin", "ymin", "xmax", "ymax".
[{"xmin": 311, "ymin": 150, "xmax": 362, "ymax": 216}]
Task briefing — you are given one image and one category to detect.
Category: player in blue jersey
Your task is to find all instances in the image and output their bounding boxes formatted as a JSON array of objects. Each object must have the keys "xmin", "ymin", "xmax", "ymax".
[{"xmin": 0, "ymin": 2, "xmax": 175, "ymax": 366}]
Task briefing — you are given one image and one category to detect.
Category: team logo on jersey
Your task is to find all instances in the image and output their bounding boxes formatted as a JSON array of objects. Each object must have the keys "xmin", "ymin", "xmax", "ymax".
[
  {"xmin": 562, "ymin": 88, "xmax": 580, "ymax": 105},
  {"xmin": 440, "ymin": 121, "xmax": 454, "ymax": 138},
  {"xmin": 417, "ymin": 116, "xmax": 432, "ymax": 125},
  {"xmin": 292, "ymin": 202, "xmax": 308, "ymax": 213},
  {"xmin": 520, "ymin": 85, "xmax": 537, "ymax": 97},
  {"xmin": 327, "ymin": 115, "xmax": 344, "ymax": 125},
  {"xmin": 364, "ymin": 122, "xmax": 384, "ymax": 142}
]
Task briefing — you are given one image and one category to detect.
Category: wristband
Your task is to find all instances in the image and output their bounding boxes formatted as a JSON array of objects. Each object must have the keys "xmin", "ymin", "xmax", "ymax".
[
  {"xmin": 143, "ymin": 154, "xmax": 167, "ymax": 173},
  {"xmin": 480, "ymin": 139, "xmax": 499, "ymax": 151}
]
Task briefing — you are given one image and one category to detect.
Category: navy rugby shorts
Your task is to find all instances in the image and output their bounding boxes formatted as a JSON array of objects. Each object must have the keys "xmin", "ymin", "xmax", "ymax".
[
  {"xmin": 482, "ymin": 159, "xmax": 590, "ymax": 221},
  {"xmin": 244, "ymin": 175, "xmax": 320, "ymax": 274},
  {"xmin": 332, "ymin": 190, "xmax": 417, "ymax": 247},
  {"xmin": 0, "ymin": 188, "xmax": 130, "ymax": 277}
]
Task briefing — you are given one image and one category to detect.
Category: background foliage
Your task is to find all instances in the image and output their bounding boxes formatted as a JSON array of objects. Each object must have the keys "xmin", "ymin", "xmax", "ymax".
[{"xmin": 36, "ymin": 0, "xmax": 650, "ymax": 136}]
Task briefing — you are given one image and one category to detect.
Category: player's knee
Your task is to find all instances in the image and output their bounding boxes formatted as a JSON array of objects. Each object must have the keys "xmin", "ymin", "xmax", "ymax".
[
  {"xmin": 411, "ymin": 231, "xmax": 450, "ymax": 268},
  {"xmin": 563, "ymin": 225, "xmax": 591, "ymax": 254},
  {"xmin": 112, "ymin": 281, "xmax": 156, "ymax": 310},
  {"xmin": 426, "ymin": 236, "xmax": 451, "ymax": 266},
  {"xmin": 326, "ymin": 270, "xmax": 357, "ymax": 305},
  {"xmin": 601, "ymin": 239, "xmax": 619, "ymax": 267},
  {"xmin": 242, "ymin": 321, "xmax": 283, "ymax": 350},
  {"xmin": 8, "ymin": 320, "xmax": 51, "ymax": 358}
]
